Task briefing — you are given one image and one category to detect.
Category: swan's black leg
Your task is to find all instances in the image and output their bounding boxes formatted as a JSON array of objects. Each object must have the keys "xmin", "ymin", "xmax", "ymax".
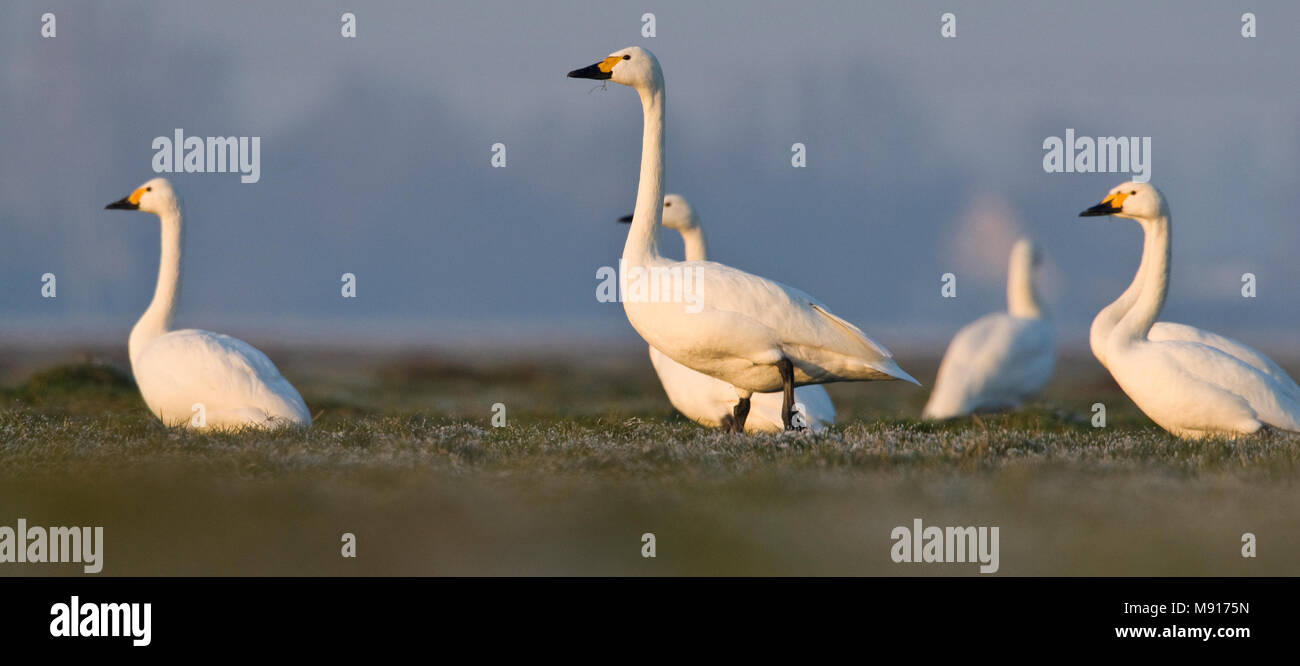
[
  {"xmin": 778, "ymin": 358, "xmax": 795, "ymax": 430},
  {"xmin": 731, "ymin": 397, "xmax": 751, "ymax": 433}
]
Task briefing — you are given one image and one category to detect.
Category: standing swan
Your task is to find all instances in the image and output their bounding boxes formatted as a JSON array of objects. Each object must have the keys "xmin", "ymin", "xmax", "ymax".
[
  {"xmin": 922, "ymin": 239, "xmax": 1055, "ymax": 419},
  {"xmin": 569, "ymin": 47, "xmax": 917, "ymax": 432},
  {"xmin": 105, "ymin": 178, "xmax": 311, "ymax": 429},
  {"xmin": 620, "ymin": 194, "xmax": 835, "ymax": 432},
  {"xmin": 1079, "ymin": 182, "xmax": 1300, "ymax": 438}
]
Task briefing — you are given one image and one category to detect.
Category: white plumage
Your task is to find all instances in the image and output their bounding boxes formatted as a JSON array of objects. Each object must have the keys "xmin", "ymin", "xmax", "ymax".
[
  {"xmin": 629, "ymin": 194, "xmax": 835, "ymax": 432},
  {"xmin": 131, "ymin": 330, "xmax": 311, "ymax": 428},
  {"xmin": 1089, "ymin": 250, "xmax": 1300, "ymax": 402},
  {"xmin": 1080, "ymin": 182, "xmax": 1300, "ymax": 438},
  {"xmin": 570, "ymin": 47, "xmax": 916, "ymax": 431},
  {"xmin": 923, "ymin": 239, "xmax": 1055, "ymax": 419},
  {"xmin": 105, "ymin": 177, "xmax": 311, "ymax": 429},
  {"xmin": 647, "ymin": 346, "xmax": 835, "ymax": 432}
]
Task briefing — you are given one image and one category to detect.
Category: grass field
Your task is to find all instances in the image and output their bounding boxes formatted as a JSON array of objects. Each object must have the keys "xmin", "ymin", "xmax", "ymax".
[{"xmin": 1, "ymin": 345, "xmax": 1296, "ymax": 576}]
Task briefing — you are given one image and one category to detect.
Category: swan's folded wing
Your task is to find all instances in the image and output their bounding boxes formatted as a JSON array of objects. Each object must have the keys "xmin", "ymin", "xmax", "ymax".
[
  {"xmin": 925, "ymin": 314, "xmax": 1053, "ymax": 417},
  {"xmin": 687, "ymin": 260, "xmax": 912, "ymax": 381},
  {"xmin": 808, "ymin": 303, "xmax": 917, "ymax": 384},
  {"xmin": 1150, "ymin": 322, "xmax": 1300, "ymax": 400},
  {"xmin": 1151, "ymin": 339, "xmax": 1300, "ymax": 431},
  {"xmin": 136, "ymin": 329, "xmax": 310, "ymax": 424},
  {"xmin": 989, "ymin": 317, "xmax": 1055, "ymax": 397}
]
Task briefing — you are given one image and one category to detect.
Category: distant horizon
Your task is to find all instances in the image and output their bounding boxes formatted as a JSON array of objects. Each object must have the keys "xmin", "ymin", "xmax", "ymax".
[{"xmin": 6, "ymin": 312, "xmax": 1300, "ymax": 363}]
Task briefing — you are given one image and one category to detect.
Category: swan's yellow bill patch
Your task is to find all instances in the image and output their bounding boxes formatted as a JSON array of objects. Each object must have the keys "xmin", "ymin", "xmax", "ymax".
[
  {"xmin": 597, "ymin": 55, "xmax": 623, "ymax": 73},
  {"xmin": 128, "ymin": 187, "xmax": 147, "ymax": 205},
  {"xmin": 1101, "ymin": 192, "xmax": 1128, "ymax": 209}
]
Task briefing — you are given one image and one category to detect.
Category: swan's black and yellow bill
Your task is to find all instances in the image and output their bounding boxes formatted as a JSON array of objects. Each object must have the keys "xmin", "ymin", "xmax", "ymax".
[
  {"xmin": 105, "ymin": 187, "xmax": 146, "ymax": 210},
  {"xmin": 1079, "ymin": 192, "xmax": 1128, "ymax": 217},
  {"xmin": 617, "ymin": 214, "xmax": 633, "ymax": 224},
  {"xmin": 568, "ymin": 55, "xmax": 621, "ymax": 80}
]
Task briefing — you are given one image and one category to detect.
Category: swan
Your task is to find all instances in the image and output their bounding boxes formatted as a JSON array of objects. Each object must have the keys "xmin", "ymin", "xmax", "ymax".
[
  {"xmin": 569, "ymin": 46, "xmax": 917, "ymax": 432},
  {"xmin": 619, "ymin": 194, "xmax": 835, "ymax": 432},
  {"xmin": 1079, "ymin": 182, "xmax": 1300, "ymax": 438},
  {"xmin": 922, "ymin": 238, "xmax": 1055, "ymax": 419},
  {"xmin": 1089, "ymin": 236, "xmax": 1300, "ymax": 402},
  {"xmin": 104, "ymin": 177, "xmax": 311, "ymax": 429}
]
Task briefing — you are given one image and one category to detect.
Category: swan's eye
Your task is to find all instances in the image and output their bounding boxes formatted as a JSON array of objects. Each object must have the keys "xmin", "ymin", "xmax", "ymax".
[
  {"xmin": 1130, "ymin": 190, "xmax": 1136, "ymax": 195},
  {"xmin": 622, "ymin": 54, "xmax": 631, "ymax": 60},
  {"xmin": 146, "ymin": 186, "xmax": 152, "ymax": 192},
  {"xmin": 665, "ymin": 202, "xmax": 672, "ymax": 207}
]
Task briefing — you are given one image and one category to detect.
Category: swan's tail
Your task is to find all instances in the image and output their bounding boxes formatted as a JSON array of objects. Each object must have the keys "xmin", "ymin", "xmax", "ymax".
[
  {"xmin": 873, "ymin": 357, "xmax": 921, "ymax": 386},
  {"xmin": 808, "ymin": 303, "xmax": 920, "ymax": 385}
]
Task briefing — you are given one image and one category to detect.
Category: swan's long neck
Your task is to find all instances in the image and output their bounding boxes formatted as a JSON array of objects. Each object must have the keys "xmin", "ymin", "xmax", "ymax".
[
  {"xmin": 1006, "ymin": 250, "xmax": 1042, "ymax": 318},
  {"xmin": 129, "ymin": 203, "xmax": 183, "ymax": 365},
  {"xmin": 1111, "ymin": 214, "xmax": 1171, "ymax": 344},
  {"xmin": 1089, "ymin": 254, "xmax": 1145, "ymax": 364},
  {"xmin": 679, "ymin": 226, "xmax": 707, "ymax": 262},
  {"xmin": 622, "ymin": 82, "xmax": 665, "ymax": 267}
]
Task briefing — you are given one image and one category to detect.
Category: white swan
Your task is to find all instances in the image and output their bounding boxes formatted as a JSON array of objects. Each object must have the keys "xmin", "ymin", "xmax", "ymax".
[
  {"xmin": 1079, "ymin": 182, "xmax": 1300, "ymax": 438},
  {"xmin": 1089, "ymin": 239, "xmax": 1300, "ymax": 402},
  {"xmin": 620, "ymin": 194, "xmax": 835, "ymax": 432},
  {"xmin": 105, "ymin": 178, "xmax": 311, "ymax": 429},
  {"xmin": 922, "ymin": 239, "xmax": 1055, "ymax": 419},
  {"xmin": 569, "ymin": 47, "xmax": 917, "ymax": 432}
]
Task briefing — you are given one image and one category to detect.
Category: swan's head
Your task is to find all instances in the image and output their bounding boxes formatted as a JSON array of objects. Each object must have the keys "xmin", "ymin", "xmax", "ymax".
[
  {"xmin": 105, "ymin": 177, "xmax": 178, "ymax": 215},
  {"xmin": 568, "ymin": 46, "xmax": 662, "ymax": 90},
  {"xmin": 618, "ymin": 194, "xmax": 698, "ymax": 231},
  {"xmin": 1079, "ymin": 181, "xmax": 1167, "ymax": 221}
]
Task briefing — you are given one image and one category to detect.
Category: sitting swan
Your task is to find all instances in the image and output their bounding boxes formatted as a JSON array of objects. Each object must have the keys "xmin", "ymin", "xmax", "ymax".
[
  {"xmin": 1089, "ymin": 236, "xmax": 1300, "ymax": 403},
  {"xmin": 620, "ymin": 194, "xmax": 835, "ymax": 432},
  {"xmin": 922, "ymin": 239, "xmax": 1055, "ymax": 419},
  {"xmin": 570, "ymin": 47, "xmax": 917, "ymax": 432},
  {"xmin": 105, "ymin": 178, "xmax": 311, "ymax": 429},
  {"xmin": 1079, "ymin": 182, "xmax": 1300, "ymax": 438}
]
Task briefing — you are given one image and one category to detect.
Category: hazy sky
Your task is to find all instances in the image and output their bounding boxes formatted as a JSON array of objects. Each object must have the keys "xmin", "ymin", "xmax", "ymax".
[{"xmin": 3, "ymin": 1, "xmax": 1298, "ymax": 353}]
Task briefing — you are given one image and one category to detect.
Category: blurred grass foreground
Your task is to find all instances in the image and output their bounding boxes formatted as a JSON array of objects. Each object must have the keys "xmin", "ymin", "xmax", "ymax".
[{"xmin": 1, "ymin": 345, "xmax": 1296, "ymax": 576}]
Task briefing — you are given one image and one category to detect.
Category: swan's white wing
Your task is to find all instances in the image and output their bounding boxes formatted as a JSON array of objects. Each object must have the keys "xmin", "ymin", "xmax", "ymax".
[
  {"xmin": 1142, "ymin": 339, "xmax": 1300, "ymax": 433},
  {"xmin": 630, "ymin": 259, "xmax": 915, "ymax": 392},
  {"xmin": 1108, "ymin": 338, "xmax": 1300, "ymax": 436},
  {"xmin": 649, "ymin": 346, "xmax": 834, "ymax": 432},
  {"xmin": 807, "ymin": 303, "xmax": 916, "ymax": 384},
  {"xmin": 133, "ymin": 329, "xmax": 311, "ymax": 428},
  {"xmin": 1149, "ymin": 322, "xmax": 1300, "ymax": 402},
  {"xmin": 922, "ymin": 313, "xmax": 1055, "ymax": 419}
]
